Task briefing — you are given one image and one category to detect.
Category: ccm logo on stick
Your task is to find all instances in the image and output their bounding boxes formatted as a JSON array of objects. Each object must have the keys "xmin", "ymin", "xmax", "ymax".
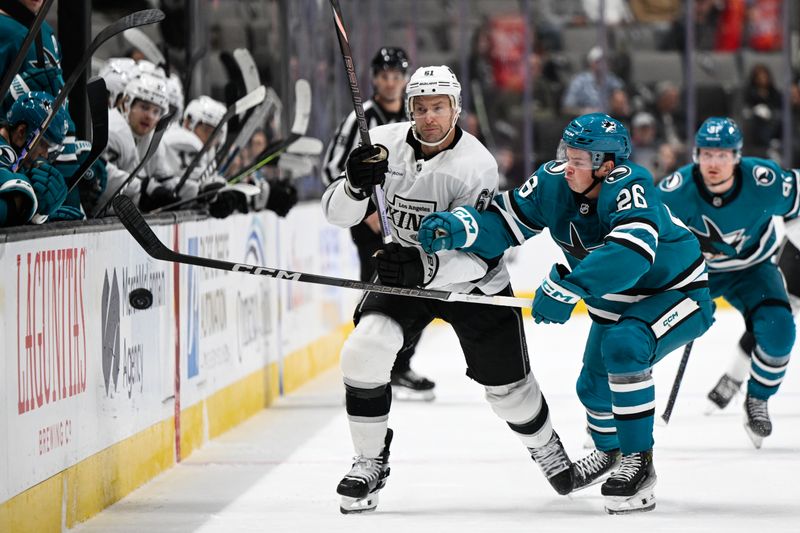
[{"xmin": 233, "ymin": 264, "xmax": 301, "ymax": 280}]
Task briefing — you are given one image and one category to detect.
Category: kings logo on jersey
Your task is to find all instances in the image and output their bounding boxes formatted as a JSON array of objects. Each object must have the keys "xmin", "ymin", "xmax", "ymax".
[{"xmin": 387, "ymin": 194, "xmax": 437, "ymax": 243}]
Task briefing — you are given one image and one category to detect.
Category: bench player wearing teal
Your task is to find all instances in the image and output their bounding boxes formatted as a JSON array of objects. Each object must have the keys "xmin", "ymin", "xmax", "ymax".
[
  {"xmin": 657, "ymin": 117, "xmax": 800, "ymax": 448},
  {"xmin": 417, "ymin": 113, "xmax": 714, "ymax": 514}
]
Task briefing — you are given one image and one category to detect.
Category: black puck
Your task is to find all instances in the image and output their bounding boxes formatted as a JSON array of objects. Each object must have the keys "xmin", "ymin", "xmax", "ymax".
[{"xmin": 129, "ymin": 288, "xmax": 153, "ymax": 310}]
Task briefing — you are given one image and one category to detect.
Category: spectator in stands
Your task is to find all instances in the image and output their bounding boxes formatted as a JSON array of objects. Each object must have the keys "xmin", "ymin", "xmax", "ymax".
[
  {"xmin": 662, "ymin": 0, "xmax": 727, "ymax": 51},
  {"xmin": 581, "ymin": 0, "xmax": 632, "ymax": 25},
  {"xmin": 743, "ymin": 63, "xmax": 782, "ymax": 151},
  {"xmin": 630, "ymin": 111, "xmax": 659, "ymax": 175},
  {"xmin": 531, "ymin": 0, "xmax": 589, "ymax": 51},
  {"xmin": 649, "ymin": 80, "xmax": 685, "ymax": 145},
  {"xmin": 653, "ymin": 142, "xmax": 683, "ymax": 180},
  {"xmin": 608, "ymin": 88, "xmax": 632, "ymax": 125},
  {"xmin": 745, "ymin": 0, "xmax": 782, "ymax": 52},
  {"xmin": 561, "ymin": 46, "xmax": 624, "ymax": 116},
  {"xmin": 629, "ymin": 0, "xmax": 681, "ymax": 23}
]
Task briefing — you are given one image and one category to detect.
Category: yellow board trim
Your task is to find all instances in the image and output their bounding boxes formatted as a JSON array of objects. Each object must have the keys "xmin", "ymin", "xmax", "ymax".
[{"xmin": 0, "ymin": 323, "xmax": 354, "ymax": 532}]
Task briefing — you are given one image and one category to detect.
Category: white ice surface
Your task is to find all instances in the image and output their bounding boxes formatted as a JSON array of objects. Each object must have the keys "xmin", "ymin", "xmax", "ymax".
[{"xmin": 71, "ymin": 310, "xmax": 800, "ymax": 533}]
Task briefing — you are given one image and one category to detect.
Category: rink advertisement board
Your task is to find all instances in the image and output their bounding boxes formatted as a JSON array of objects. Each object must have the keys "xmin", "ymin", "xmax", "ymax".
[{"xmin": 0, "ymin": 226, "xmax": 175, "ymax": 503}]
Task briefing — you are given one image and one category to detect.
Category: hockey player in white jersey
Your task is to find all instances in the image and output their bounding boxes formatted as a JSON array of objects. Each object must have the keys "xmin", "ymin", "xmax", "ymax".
[
  {"xmin": 162, "ymin": 95, "xmax": 226, "ymax": 197},
  {"xmin": 322, "ymin": 66, "xmax": 573, "ymax": 514},
  {"xmin": 95, "ymin": 70, "xmax": 174, "ymax": 213},
  {"xmin": 323, "ymin": 46, "xmax": 435, "ymax": 400}
]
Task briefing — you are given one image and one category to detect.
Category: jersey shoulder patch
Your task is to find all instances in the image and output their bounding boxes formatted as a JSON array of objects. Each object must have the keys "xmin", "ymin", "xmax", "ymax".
[
  {"xmin": 542, "ymin": 160, "xmax": 567, "ymax": 176},
  {"xmin": 604, "ymin": 165, "xmax": 633, "ymax": 184},
  {"xmin": 0, "ymin": 144, "xmax": 17, "ymax": 169},
  {"xmin": 751, "ymin": 163, "xmax": 778, "ymax": 187},
  {"xmin": 658, "ymin": 171, "xmax": 684, "ymax": 192}
]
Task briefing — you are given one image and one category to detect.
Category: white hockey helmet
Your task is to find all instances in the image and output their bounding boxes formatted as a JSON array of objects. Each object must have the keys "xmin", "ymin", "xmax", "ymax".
[
  {"xmin": 120, "ymin": 71, "xmax": 170, "ymax": 121},
  {"xmin": 405, "ymin": 65, "xmax": 462, "ymax": 147},
  {"xmin": 184, "ymin": 96, "xmax": 227, "ymax": 145},
  {"xmin": 166, "ymin": 73, "xmax": 184, "ymax": 122},
  {"xmin": 98, "ymin": 57, "xmax": 140, "ymax": 108},
  {"xmin": 136, "ymin": 59, "xmax": 166, "ymax": 78}
]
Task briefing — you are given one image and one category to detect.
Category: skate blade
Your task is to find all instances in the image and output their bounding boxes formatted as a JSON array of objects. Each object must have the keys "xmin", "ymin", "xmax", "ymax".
[
  {"xmin": 604, "ymin": 490, "xmax": 656, "ymax": 515},
  {"xmin": 743, "ymin": 423, "xmax": 765, "ymax": 449},
  {"xmin": 392, "ymin": 388, "xmax": 435, "ymax": 402},
  {"xmin": 340, "ymin": 493, "xmax": 379, "ymax": 514}
]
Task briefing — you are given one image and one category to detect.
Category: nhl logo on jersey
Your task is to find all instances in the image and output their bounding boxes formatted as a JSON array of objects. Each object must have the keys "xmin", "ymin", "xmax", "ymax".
[
  {"xmin": 753, "ymin": 165, "xmax": 776, "ymax": 187},
  {"xmin": 659, "ymin": 172, "xmax": 683, "ymax": 191}
]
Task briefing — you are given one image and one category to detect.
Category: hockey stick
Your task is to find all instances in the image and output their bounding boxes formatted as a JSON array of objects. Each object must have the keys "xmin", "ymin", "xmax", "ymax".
[
  {"xmin": 93, "ymin": 108, "xmax": 175, "ymax": 217},
  {"xmin": 173, "ymin": 85, "xmax": 266, "ymax": 194},
  {"xmin": 0, "ymin": 0, "xmax": 56, "ymax": 99},
  {"xmin": 227, "ymin": 79, "xmax": 311, "ymax": 182},
  {"xmin": 233, "ymin": 48, "xmax": 260, "ymax": 95},
  {"xmin": 182, "ymin": 44, "xmax": 207, "ymax": 102},
  {"xmin": 123, "ymin": 27, "xmax": 166, "ymax": 67},
  {"xmin": 328, "ymin": 0, "xmax": 392, "ymax": 245},
  {"xmin": 12, "ymin": 8, "xmax": 166, "ymax": 172},
  {"xmin": 113, "ymin": 194, "xmax": 531, "ymax": 308},
  {"xmin": 659, "ymin": 341, "xmax": 694, "ymax": 425},
  {"xmin": 66, "ymin": 77, "xmax": 110, "ymax": 194},
  {"xmin": 215, "ymin": 99, "xmax": 273, "ymax": 176}
]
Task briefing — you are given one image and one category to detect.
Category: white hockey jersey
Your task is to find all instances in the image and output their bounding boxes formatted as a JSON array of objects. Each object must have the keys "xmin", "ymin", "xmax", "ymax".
[
  {"xmin": 95, "ymin": 108, "xmax": 141, "ymax": 209},
  {"xmin": 322, "ymin": 122, "xmax": 509, "ymax": 295},
  {"xmin": 161, "ymin": 124, "xmax": 214, "ymax": 199}
]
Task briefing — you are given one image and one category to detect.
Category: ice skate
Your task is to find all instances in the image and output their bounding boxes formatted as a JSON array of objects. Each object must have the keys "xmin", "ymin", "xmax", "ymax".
[
  {"xmin": 572, "ymin": 448, "xmax": 621, "ymax": 492},
  {"xmin": 390, "ymin": 369, "xmax": 435, "ymax": 401},
  {"xmin": 528, "ymin": 431, "xmax": 574, "ymax": 495},
  {"xmin": 337, "ymin": 429, "xmax": 393, "ymax": 514},
  {"xmin": 601, "ymin": 450, "xmax": 656, "ymax": 514},
  {"xmin": 705, "ymin": 373, "xmax": 742, "ymax": 414},
  {"xmin": 743, "ymin": 394, "xmax": 771, "ymax": 449}
]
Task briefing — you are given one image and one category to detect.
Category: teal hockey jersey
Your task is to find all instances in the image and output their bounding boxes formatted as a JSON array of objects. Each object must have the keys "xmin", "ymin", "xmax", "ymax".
[
  {"xmin": 0, "ymin": 13, "xmax": 64, "ymax": 114},
  {"xmin": 458, "ymin": 160, "xmax": 707, "ymax": 323},
  {"xmin": 657, "ymin": 157, "xmax": 800, "ymax": 272}
]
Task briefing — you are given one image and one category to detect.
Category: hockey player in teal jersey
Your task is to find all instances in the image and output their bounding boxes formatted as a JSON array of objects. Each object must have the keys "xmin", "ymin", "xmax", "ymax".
[
  {"xmin": 0, "ymin": 90, "xmax": 70, "ymax": 225},
  {"xmin": 0, "ymin": 0, "xmax": 65, "ymax": 114},
  {"xmin": 657, "ymin": 117, "xmax": 800, "ymax": 448},
  {"xmin": 418, "ymin": 113, "xmax": 715, "ymax": 514}
]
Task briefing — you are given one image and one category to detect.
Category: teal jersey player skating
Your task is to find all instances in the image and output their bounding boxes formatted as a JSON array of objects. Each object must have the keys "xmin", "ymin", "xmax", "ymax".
[
  {"xmin": 0, "ymin": 13, "xmax": 64, "ymax": 115},
  {"xmin": 658, "ymin": 157, "xmax": 800, "ymax": 401},
  {"xmin": 433, "ymin": 159, "xmax": 715, "ymax": 454}
]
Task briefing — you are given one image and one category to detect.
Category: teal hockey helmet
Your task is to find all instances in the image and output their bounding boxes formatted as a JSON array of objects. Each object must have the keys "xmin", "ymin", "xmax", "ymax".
[
  {"xmin": 560, "ymin": 113, "xmax": 631, "ymax": 168},
  {"xmin": 6, "ymin": 91, "xmax": 69, "ymax": 148},
  {"xmin": 693, "ymin": 117, "xmax": 742, "ymax": 163}
]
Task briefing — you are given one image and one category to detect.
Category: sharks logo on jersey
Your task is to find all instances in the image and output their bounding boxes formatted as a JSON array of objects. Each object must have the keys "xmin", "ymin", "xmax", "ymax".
[
  {"xmin": 753, "ymin": 165, "xmax": 776, "ymax": 187},
  {"xmin": 543, "ymin": 160, "xmax": 568, "ymax": 175},
  {"xmin": 690, "ymin": 214, "xmax": 748, "ymax": 259},
  {"xmin": 554, "ymin": 222, "xmax": 603, "ymax": 260}
]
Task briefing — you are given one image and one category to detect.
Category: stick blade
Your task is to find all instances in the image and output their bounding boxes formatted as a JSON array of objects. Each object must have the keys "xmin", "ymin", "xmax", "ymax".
[
  {"xmin": 123, "ymin": 27, "xmax": 166, "ymax": 65},
  {"xmin": 234, "ymin": 85, "xmax": 266, "ymax": 116},
  {"xmin": 113, "ymin": 196, "xmax": 170, "ymax": 260},
  {"xmin": 290, "ymin": 79, "xmax": 311, "ymax": 135}
]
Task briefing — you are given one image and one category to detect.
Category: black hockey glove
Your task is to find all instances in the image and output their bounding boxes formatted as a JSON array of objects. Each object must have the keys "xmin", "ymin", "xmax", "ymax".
[
  {"xmin": 209, "ymin": 189, "xmax": 249, "ymax": 219},
  {"xmin": 373, "ymin": 242, "xmax": 426, "ymax": 288},
  {"xmin": 139, "ymin": 185, "xmax": 179, "ymax": 212},
  {"xmin": 266, "ymin": 178, "xmax": 298, "ymax": 217},
  {"xmin": 345, "ymin": 143, "xmax": 389, "ymax": 200}
]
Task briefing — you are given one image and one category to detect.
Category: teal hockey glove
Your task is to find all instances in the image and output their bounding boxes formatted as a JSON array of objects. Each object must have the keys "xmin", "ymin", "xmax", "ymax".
[
  {"xmin": 532, "ymin": 264, "xmax": 586, "ymax": 324},
  {"xmin": 418, "ymin": 206, "xmax": 480, "ymax": 253},
  {"xmin": 27, "ymin": 162, "xmax": 67, "ymax": 216}
]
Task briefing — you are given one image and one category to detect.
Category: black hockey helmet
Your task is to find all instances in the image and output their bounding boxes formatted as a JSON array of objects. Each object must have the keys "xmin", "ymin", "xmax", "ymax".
[{"xmin": 371, "ymin": 47, "xmax": 410, "ymax": 75}]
